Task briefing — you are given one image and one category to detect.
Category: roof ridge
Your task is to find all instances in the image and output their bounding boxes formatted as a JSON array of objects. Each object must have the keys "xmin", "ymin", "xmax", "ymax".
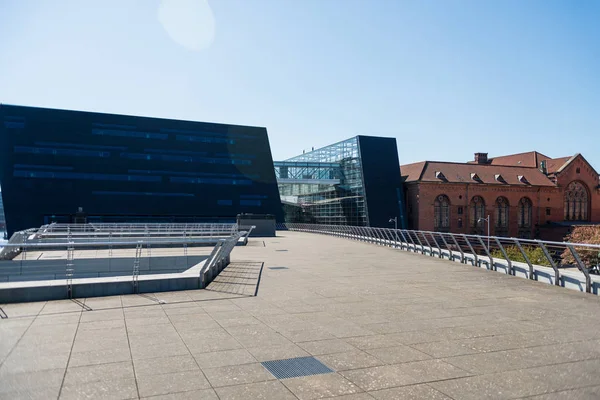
[
  {"xmin": 424, "ymin": 161, "xmax": 542, "ymax": 170},
  {"xmin": 400, "ymin": 161, "xmax": 427, "ymax": 167},
  {"xmin": 417, "ymin": 160, "xmax": 556, "ymax": 186},
  {"xmin": 489, "ymin": 150, "xmax": 541, "ymax": 159},
  {"xmin": 535, "ymin": 150, "xmax": 551, "ymax": 159}
]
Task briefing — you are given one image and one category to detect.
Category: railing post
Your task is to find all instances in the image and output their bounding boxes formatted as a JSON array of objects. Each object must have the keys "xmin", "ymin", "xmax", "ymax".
[
  {"xmin": 449, "ymin": 233, "xmax": 467, "ymax": 264},
  {"xmin": 369, "ymin": 227, "xmax": 377, "ymax": 244},
  {"xmin": 362, "ymin": 226, "xmax": 371, "ymax": 243},
  {"xmin": 201, "ymin": 240, "xmax": 223, "ymax": 289},
  {"xmin": 420, "ymin": 232, "xmax": 433, "ymax": 256},
  {"xmin": 462, "ymin": 235, "xmax": 478, "ymax": 266},
  {"xmin": 383, "ymin": 229, "xmax": 391, "ymax": 246},
  {"xmin": 413, "ymin": 232, "xmax": 425, "ymax": 254},
  {"xmin": 108, "ymin": 232, "xmax": 113, "ymax": 258},
  {"xmin": 367, "ymin": 227, "xmax": 375, "ymax": 244},
  {"xmin": 355, "ymin": 227, "xmax": 363, "ymax": 241},
  {"xmin": 477, "ymin": 236, "xmax": 495, "ymax": 271},
  {"xmin": 439, "ymin": 233, "xmax": 453, "ymax": 261},
  {"xmin": 375, "ymin": 228, "xmax": 385, "ymax": 245},
  {"xmin": 132, "ymin": 241, "xmax": 142, "ymax": 294},
  {"xmin": 429, "ymin": 232, "xmax": 442, "ymax": 258},
  {"xmin": 382, "ymin": 229, "xmax": 394, "ymax": 247},
  {"xmin": 514, "ymin": 239, "xmax": 535, "ymax": 280},
  {"xmin": 395, "ymin": 229, "xmax": 404, "ymax": 249},
  {"xmin": 20, "ymin": 235, "xmax": 27, "ymax": 273},
  {"xmin": 567, "ymin": 245, "xmax": 592, "ymax": 293},
  {"xmin": 373, "ymin": 228, "xmax": 382, "ymax": 245},
  {"xmin": 403, "ymin": 230, "xmax": 416, "ymax": 252},
  {"xmin": 66, "ymin": 241, "xmax": 75, "ymax": 299},
  {"xmin": 538, "ymin": 241, "xmax": 561, "ymax": 286},
  {"xmin": 494, "ymin": 238, "xmax": 513, "ymax": 275}
]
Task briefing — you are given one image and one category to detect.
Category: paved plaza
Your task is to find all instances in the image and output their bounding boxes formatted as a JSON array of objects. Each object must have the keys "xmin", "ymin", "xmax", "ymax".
[{"xmin": 1, "ymin": 231, "xmax": 600, "ymax": 399}]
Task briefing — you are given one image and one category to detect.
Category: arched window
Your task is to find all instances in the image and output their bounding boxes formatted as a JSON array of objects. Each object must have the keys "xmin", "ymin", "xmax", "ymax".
[
  {"xmin": 434, "ymin": 195, "xmax": 450, "ymax": 231},
  {"xmin": 470, "ymin": 196, "xmax": 486, "ymax": 233},
  {"xmin": 495, "ymin": 197, "xmax": 509, "ymax": 235},
  {"xmin": 518, "ymin": 198, "xmax": 532, "ymax": 228},
  {"xmin": 564, "ymin": 181, "xmax": 589, "ymax": 221}
]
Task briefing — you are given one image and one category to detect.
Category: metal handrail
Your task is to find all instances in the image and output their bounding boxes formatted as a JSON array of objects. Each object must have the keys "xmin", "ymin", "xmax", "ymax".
[
  {"xmin": 0, "ymin": 231, "xmax": 244, "ymax": 298},
  {"xmin": 36, "ymin": 223, "xmax": 238, "ymax": 235},
  {"xmin": 280, "ymin": 223, "xmax": 600, "ymax": 294},
  {"xmin": 0, "ymin": 237, "xmax": 231, "ymax": 249},
  {"xmin": 199, "ymin": 231, "xmax": 245, "ymax": 288},
  {"xmin": 1, "ymin": 223, "xmax": 239, "ymax": 262}
]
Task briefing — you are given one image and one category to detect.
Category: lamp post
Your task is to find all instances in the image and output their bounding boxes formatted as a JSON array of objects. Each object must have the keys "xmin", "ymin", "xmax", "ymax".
[{"xmin": 478, "ymin": 215, "xmax": 490, "ymax": 250}]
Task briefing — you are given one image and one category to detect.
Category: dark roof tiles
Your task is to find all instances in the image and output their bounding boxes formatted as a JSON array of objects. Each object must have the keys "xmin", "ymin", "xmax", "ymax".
[
  {"xmin": 400, "ymin": 161, "xmax": 426, "ymax": 181},
  {"xmin": 487, "ymin": 151, "xmax": 551, "ymax": 168},
  {"xmin": 402, "ymin": 161, "xmax": 555, "ymax": 186},
  {"xmin": 545, "ymin": 156, "xmax": 571, "ymax": 173}
]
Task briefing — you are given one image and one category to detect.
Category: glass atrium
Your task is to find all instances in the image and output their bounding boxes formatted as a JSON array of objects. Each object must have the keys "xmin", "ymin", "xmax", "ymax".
[{"xmin": 274, "ymin": 137, "xmax": 368, "ymax": 226}]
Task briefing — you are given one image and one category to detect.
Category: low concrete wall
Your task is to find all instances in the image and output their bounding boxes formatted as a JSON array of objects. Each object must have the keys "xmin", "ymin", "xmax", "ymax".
[
  {"xmin": 238, "ymin": 217, "xmax": 275, "ymax": 237},
  {"xmin": 0, "ymin": 273, "xmax": 201, "ymax": 303},
  {"xmin": 0, "ymin": 255, "xmax": 207, "ymax": 282}
]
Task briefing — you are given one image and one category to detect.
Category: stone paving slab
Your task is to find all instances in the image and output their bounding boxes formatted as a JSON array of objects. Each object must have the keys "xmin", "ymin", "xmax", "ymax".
[{"xmin": 1, "ymin": 232, "xmax": 600, "ymax": 399}]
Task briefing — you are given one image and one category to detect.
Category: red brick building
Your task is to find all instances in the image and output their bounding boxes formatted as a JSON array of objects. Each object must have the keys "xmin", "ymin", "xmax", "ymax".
[{"xmin": 401, "ymin": 152, "xmax": 600, "ymax": 240}]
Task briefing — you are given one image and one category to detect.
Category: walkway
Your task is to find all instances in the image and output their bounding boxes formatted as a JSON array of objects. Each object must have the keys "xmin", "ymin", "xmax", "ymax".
[{"xmin": 1, "ymin": 231, "xmax": 600, "ymax": 399}]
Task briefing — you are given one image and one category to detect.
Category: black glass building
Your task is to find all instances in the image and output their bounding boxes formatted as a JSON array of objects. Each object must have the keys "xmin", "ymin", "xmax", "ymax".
[{"xmin": 0, "ymin": 104, "xmax": 283, "ymax": 236}]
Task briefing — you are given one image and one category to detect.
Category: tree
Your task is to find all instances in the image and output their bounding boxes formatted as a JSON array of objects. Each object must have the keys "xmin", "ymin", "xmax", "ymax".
[{"xmin": 561, "ymin": 226, "xmax": 600, "ymax": 268}]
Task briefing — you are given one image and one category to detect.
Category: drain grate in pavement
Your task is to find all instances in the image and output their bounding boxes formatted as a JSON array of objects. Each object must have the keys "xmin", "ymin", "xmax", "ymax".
[
  {"xmin": 262, "ymin": 356, "xmax": 333, "ymax": 379},
  {"xmin": 275, "ymin": 249, "xmax": 288, "ymax": 252},
  {"xmin": 268, "ymin": 266, "xmax": 288, "ymax": 270}
]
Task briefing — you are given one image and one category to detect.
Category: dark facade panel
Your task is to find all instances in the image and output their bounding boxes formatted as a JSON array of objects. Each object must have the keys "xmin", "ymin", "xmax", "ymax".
[
  {"xmin": 357, "ymin": 136, "xmax": 407, "ymax": 228},
  {"xmin": 0, "ymin": 105, "xmax": 283, "ymax": 235}
]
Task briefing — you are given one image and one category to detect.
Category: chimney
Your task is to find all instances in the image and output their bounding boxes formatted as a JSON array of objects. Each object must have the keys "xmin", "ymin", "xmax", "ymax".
[
  {"xmin": 539, "ymin": 160, "xmax": 548, "ymax": 175},
  {"xmin": 474, "ymin": 153, "xmax": 488, "ymax": 164}
]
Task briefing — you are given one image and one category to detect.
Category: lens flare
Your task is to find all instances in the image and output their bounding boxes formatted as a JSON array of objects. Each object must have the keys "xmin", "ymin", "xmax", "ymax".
[{"xmin": 158, "ymin": 0, "xmax": 216, "ymax": 51}]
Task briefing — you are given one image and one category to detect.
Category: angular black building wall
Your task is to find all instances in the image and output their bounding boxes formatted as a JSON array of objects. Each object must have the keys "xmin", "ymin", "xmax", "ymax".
[
  {"xmin": 0, "ymin": 105, "xmax": 283, "ymax": 236},
  {"xmin": 357, "ymin": 136, "xmax": 407, "ymax": 228}
]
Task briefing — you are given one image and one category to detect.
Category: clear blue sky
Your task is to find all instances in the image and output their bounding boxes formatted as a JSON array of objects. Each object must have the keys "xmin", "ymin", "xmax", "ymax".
[{"xmin": 1, "ymin": 0, "xmax": 598, "ymax": 167}]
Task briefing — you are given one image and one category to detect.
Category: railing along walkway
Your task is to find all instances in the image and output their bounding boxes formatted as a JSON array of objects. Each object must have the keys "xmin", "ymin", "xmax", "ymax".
[{"xmin": 278, "ymin": 223, "xmax": 600, "ymax": 295}]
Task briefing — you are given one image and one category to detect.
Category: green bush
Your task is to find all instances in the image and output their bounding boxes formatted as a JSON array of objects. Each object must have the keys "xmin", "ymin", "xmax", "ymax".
[{"xmin": 491, "ymin": 246, "xmax": 552, "ymax": 267}]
